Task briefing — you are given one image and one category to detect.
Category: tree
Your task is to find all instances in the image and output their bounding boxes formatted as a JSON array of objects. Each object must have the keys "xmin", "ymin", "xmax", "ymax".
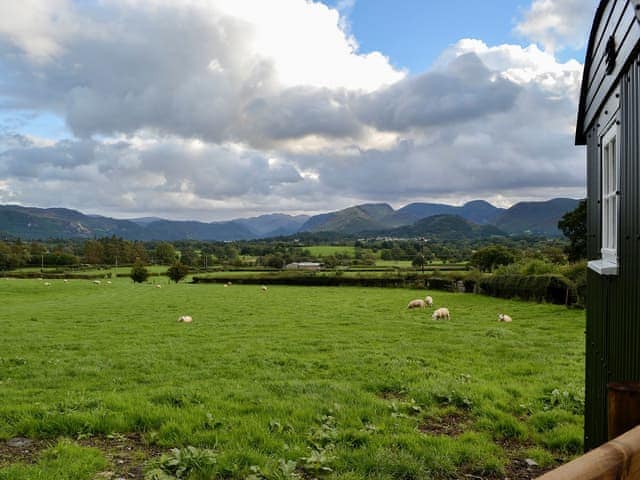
[
  {"xmin": 558, "ymin": 199, "xmax": 587, "ymax": 262},
  {"xmin": 155, "ymin": 242, "xmax": 177, "ymax": 265},
  {"xmin": 412, "ymin": 253, "xmax": 426, "ymax": 272},
  {"xmin": 471, "ymin": 245, "xmax": 517, "ymax": 272},
  {"xmin": 167, "ymin": 261, "xmax": 190, "ymax": 283},
  {"xmin": 179, "ymin": 248, "xmax": 199, "ymax": 267},
  {"xmin": 130, "ymin": 259, "xmax": 150, "ymax": 284}
]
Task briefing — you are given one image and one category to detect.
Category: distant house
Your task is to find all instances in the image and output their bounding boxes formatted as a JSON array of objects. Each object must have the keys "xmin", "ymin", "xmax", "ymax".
[
  {"xmin": 284, "ymin": 262, "xmax": 322, "ymax": 270},
  {"xmin": 576, "ymin": 0, "xmax": 640, "ymax": 450}
]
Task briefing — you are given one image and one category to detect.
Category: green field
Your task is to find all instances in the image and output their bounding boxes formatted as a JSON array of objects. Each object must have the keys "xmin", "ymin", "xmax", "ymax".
[
  {"xmin": 304, "ymin": 246, "xmax": 355, "ymax": 257},
  {"xmin": 0, "ymin": 278, "xmax": 584, "ymax": 479}
]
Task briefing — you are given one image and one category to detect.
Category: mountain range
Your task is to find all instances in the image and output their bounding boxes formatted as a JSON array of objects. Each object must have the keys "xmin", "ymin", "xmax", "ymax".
[{"xmin": 0, "ymin": 198, "xmax": 580, "ymax": 241}]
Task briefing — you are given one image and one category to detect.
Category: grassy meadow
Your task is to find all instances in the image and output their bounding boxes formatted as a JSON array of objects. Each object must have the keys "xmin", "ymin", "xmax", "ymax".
[{"xmin": 0, "ymin": 277, "xmax": 584, "ymax": 479}]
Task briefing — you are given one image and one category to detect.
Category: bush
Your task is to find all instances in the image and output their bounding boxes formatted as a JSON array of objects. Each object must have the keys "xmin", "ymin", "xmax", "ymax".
[
  {"xmin": 478, "ymin": 274, "xmax": 575, "ymax": 305},
  {"xmin": 560, "ymin": 262, "xmax": 587, "ymax": 307},
  {"xmin": 131, "ymin": 260, "xmax": 150, "ymax": 284},
  {"xmin": 167, "ymin": 262, "xmax": 190, "ymax": 283}
]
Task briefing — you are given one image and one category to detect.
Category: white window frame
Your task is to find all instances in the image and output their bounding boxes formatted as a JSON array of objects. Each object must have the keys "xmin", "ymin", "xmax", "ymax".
[{"xmin": 588, "ymin": 120, "xmax": 620, "ymax": 275}]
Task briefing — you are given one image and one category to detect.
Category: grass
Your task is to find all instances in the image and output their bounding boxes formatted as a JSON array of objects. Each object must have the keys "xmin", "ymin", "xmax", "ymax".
[
  {"xmin": 0, "ymin": 278, "xmax": 584, "ymax": 479},
  {"xmin": 305, "ymin": 246, "xmax": 355, "ymax": 257}
]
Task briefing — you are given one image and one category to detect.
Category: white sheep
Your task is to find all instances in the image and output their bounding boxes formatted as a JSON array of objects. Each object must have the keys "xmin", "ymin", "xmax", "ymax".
[
  {"xmin": 498, "ymin": 313, "xmax": 513, "ymax": 323},
  {"xmin": 407, "ymin": 299, "xmax": 427, "ymax": 309},
  {"xmin": 107, "ymin": 280, "xmax": 112, "ymax": 284},
  {"xmin": 44, "ymin": 282, "xmax": 51, "ymax": 286},
  {"xmin": 425, "ymin": 295, "xmax": 433, "ymax": 307},
  {"xmin": 224, "ymin": 283, "xmax": 229, "ymax": 288},
  {"xmin": 261, "ymin": 285, "xmax": 268, "ymax": 291},
  {"xmin": 432, "ymin": 307, "xmax": 451, "ymax": 320},
  {"xmin": 155, "ymin": 284, "xmax": 162, "ymax": 289},
  {"xmin": 63, "ymin": 279, "xmax": 69, "ymax": 283},
  {"xmin": 93, "ymin": 280, "xmax": 101, "ymax": 285},
  {"xmin": 178, "ymin": 315, "xmax": 193, "ymax": 323}
]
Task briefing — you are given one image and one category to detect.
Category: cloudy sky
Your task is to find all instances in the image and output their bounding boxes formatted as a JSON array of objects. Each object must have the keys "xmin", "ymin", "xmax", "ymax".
[{"xmin": 0, "ymin": 0, "xmax": 598, "ymax": 221}]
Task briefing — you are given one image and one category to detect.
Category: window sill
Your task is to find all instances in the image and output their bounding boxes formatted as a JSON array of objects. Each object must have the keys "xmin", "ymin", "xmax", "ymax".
[{"xmin": 588, "ymin": 259, "xmax": 619, "ymax": 275}]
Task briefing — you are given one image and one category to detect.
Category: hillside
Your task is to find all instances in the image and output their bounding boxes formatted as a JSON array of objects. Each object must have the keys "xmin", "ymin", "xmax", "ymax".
[
  {"xmin": 0, "ymin": 197, "xmax": 580, "ymax": 240},
  {"xmin": 395, "ymin": 200, "xmax": 505, "ymax": 225},
  {"xmin": 299, "ymin": 203, "xmax": 401, "ymax": 234},
  {"xmin": 234, "ymin": 213, "xmax": 310, "ymax": 238},
  {"xmin": 495, "ymin": 198, "xmax": 580, "ymax": 236},
  {"xmin": 381, "ymin": 214, "xmax": 507, "ymax": 240}
]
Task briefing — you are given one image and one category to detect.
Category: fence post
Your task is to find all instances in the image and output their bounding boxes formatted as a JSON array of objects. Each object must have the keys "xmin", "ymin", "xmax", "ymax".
[{"xmin": 608, "ymin": 382, "xmax": 640, "ymax": 440}]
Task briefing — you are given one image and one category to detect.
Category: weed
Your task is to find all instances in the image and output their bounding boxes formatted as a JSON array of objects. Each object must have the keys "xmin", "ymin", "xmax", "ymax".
[{"xmin": 145, "ymin": 446, "xmax": 217, "ymax": 479}]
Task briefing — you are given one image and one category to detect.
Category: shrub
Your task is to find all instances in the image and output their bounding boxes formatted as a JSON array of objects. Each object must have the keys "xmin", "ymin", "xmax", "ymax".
[
  {"xmin": 478, "ymin": 274, "xmax": 575, "ymax": 305},
  {"xmin": 131, "ymin": 260, "xmax": 150, "ymax": 284},
  {"xmin": 167, "ymin": 262, "xmax": 190, "ymax": 283}
]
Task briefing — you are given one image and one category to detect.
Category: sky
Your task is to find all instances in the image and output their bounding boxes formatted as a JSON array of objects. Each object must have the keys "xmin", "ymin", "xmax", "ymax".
[{"xmin": 0, "ymin": 0, "xmax": 599, "ymax": 221}]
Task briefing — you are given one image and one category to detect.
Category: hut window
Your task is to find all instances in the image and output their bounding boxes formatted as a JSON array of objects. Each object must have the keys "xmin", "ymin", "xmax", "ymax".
[
  {"xmin": 601, "ymin": 124, "xmax": 619, "ymax": 265},
  {"xmin": 589, "ymin": 121, "xmax": 620, "ymax": 276}
]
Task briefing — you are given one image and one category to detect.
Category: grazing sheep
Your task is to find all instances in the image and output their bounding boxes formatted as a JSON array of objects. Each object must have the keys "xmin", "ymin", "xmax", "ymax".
[
  {"xmin": 93, "ymin": 280, "xmax": 101, "ymax": 285},
  {"xmin": 498, "ymin": 313, "xmax": 513, "ymax": 323},
  {"xmin": 44, "ymin": 282, "xmax": 51, "ymax": 286},
  {"xmin": 432, "ymin": 307, "xmax": 451, "ymax": 320},
  {"xmin": 155, "ymin": 284, "xmax": 162, "ymax": 289},
  {"xmin": 407, "ymin": 299, "xmax": 427, "ymax": 309},
  {"xmin": 107, "ymin": 280, "xmax": 112, "ymax": 284},
  {"xmin": 63, "ymin": 279, "xmax": 69, "ymax": 283},
  {"xmin": 425, "ymin": 295, "xmax": 433, "ymax": 307},
  {"xmin": 261, "ymin": 285, "xmax": 268, "ymax": 291},
  {"xmin": 178, "ymin": 315, "xmax": 193, "ymax": 323},
  {"xmin": 224, "ymin": 283, "xmax": 229, "ymax": 288}
]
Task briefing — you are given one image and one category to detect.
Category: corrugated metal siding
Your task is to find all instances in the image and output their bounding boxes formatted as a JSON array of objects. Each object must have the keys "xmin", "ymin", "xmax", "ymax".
[
  {"xmin": 584, "ymin": 49, "xmax": 640, "ymax": 450},
  {"xmin": 585, "ymin": 0, "xmax": 640, "ymax": 128},
  {"xmin": 581, "ymin": 0, "xmax": 640, "ymax": 132},
  {"xmin": 585, "ymin": 112, "xmax": 605, "ymax": 448}
]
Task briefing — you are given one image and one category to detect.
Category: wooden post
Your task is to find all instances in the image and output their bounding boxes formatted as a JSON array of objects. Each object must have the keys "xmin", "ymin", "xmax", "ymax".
[
  {"xmin": 536, "ymin": 425, "xmax": 640, "ymax": 479},
  {"xmin": 608, "ymin": 382, "xmax": 640, "ymax": 440}
]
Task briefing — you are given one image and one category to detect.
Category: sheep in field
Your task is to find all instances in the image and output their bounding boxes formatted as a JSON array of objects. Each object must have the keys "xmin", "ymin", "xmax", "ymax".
[
  {"xmin": 407, "ymin": 299, "xmax": 427, "ymax": 309},
  {"xmin": 425, "ymin": 295, "xmax": 433, "ymax": 307},
  {"xmin": 63, "ymin": 279, "xmax": 69, "ymax": 283},
  {"xmin": 432, "ymin": 307, "xmax": 450, "ymax": 320},
  {"xmin": 178, "ymin": 315, "xmax": 193, "ymax": 323},
  {"xmin": 93, "ymin": 280, "xmax": 101, "ymax": 285},
  {"xmin": 107, "ymin": 280, "xmax": 112, "ymax": 284},
  {"xmin": 498, "ymin": 313, "xmax": 512, "ymax": 323},
  {"xmin": 44, "ymin": 282, "xmax": 51, "ymax": 286},
  {"xmin": 155, "ymin": 284, "xmax": 162, "ymax": 289},
  {"xmin": 261, "ymin": 285, "xmax": 268, "ymax": 291}
]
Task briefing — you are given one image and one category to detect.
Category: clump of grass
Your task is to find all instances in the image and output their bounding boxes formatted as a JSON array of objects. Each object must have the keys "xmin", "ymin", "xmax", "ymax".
[
  {"xmin": 145, "ymin": 446, "xmax": 217, "ymax": 480},
  {"xmin": 0, "ymin": 439, "xmax": 107, "ymax": 480}
]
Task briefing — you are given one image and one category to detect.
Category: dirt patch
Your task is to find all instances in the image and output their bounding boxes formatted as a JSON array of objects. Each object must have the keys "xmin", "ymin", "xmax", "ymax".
[
  {"xmin": 377, "ymin": 390, "xmax": 408, "ymax": 401},
  {"xmin": 494, "ymin": 438, "xmax": 560, "ymax": 480},
  {"xmin": 419, "ymin": 412, "xmax": 469, "ymax": 437},
  {"xmin": 0, "ymin": 434, "xmax": 165, "ymax": 479},
  {"xmin": 0, "ymin": 438, "xmax": 53, "ymax": 466}
]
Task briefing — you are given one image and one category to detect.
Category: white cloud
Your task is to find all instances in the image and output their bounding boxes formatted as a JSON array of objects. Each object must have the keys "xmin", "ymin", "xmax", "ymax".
[
  {"xmin": 515, "ymin": 0, "xmax": 599, "ymax": 53},
  {"xmin": 0, "ymin": 1, "xmax": 587, "ymax": 220}
]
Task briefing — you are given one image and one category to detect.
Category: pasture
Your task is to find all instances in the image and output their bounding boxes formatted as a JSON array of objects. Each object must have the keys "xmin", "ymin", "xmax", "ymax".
[{"xmin": 0, "ymin": 278, "xmax": 584, "ymax": 479}]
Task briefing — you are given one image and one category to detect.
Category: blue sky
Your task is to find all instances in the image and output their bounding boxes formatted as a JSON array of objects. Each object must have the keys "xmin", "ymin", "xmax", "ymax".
[
  {"xmin": 0, "ymin": 0, "xmax": 598, "ymax": 220},
  {"xmin": 321, "ymin": 0, "xmax": 589, "ymax": 71}
]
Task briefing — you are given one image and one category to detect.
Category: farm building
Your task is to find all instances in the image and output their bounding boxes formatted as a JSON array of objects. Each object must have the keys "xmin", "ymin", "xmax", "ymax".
[
  {"xmin": 284, "ymin": 262, "xmax": 323, "ymax": 270},
  {"xmin": 577, "ymin": 0, "xmax": 640, "ymax": 450}
]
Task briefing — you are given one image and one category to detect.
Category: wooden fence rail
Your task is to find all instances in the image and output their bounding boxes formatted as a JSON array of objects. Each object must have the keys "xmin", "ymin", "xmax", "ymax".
[{"xmin": 536, "ymin": 425, "xmax": 640, "ymax": 479}]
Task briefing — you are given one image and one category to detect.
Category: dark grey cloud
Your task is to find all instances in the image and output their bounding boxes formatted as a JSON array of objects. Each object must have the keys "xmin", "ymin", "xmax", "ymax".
[{"xmin": 355, "ymin": 54, "xmax": 521, "ymax": 131}]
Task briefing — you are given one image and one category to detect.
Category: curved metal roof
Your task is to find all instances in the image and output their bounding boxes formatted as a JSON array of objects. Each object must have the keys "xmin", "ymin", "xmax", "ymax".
[{"xmin": 576, "ymin": 0, "xmax": 640, "ymax": 145}]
